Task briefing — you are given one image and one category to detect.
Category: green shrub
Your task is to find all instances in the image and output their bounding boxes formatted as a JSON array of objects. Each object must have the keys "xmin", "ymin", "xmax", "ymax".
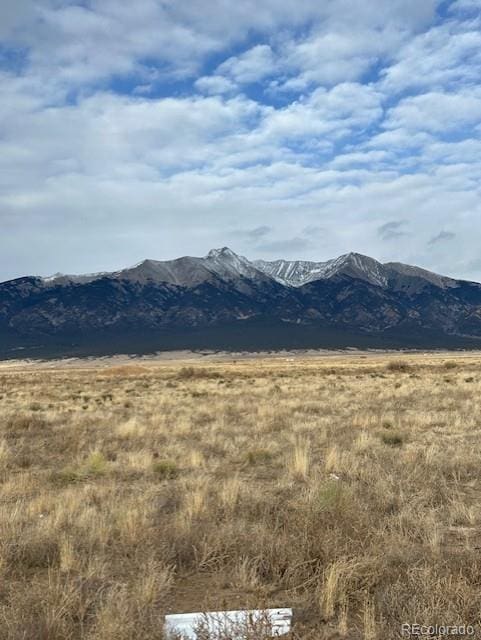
[
  {"xmin": 444, "ymin": 361, "xmax": 457, "ymax": 369},
  {"xmin": 50, "ymin": 451, "xmax": 108, "ymax": 486},
  {"xmin": 386, "ymin": 360, "xmax": 411, "ymax": 373},
  {"xmin": 152, "ymin": 460, "xmax": 179, "ymax": 480},
  {"xmin": 381, "ymin": 432, "xmax": 404, "ymax": 447},
  {"xmin": 176, "ymin": 367, "xmax": 222, "ymax": 381},
  {"xmin": 84, "ymin": 451, "xmax": 108, "ymax": 476}
]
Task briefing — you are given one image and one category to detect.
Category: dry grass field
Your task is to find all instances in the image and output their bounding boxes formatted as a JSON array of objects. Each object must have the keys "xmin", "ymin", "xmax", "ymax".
[{"xmin": 1, "ymin": 352, "xmax": 481, "ymax": 639}]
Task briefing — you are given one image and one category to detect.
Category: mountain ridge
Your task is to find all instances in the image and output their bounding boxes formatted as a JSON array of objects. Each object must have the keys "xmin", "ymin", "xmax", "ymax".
[
  {"xmin": 2, "ymin": 247, "xmax": 481, "ymax": 358},
  {"xmin": 28, "ymin": 247, "xmax": 472, "ymax": 290},
  {"xmin": 254, "ymin": 252, "xmax": 462, "ymax": 289}
]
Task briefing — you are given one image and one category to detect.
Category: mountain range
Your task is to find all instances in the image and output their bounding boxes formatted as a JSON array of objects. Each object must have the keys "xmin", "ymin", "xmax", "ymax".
[{"xmin": 2, "ymin": 247, "xmax": 481, "ymax": 358}]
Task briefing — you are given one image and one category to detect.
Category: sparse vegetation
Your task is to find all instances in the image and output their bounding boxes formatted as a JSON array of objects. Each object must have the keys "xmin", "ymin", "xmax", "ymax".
[
  {"xmin": 1, "ymin": 352, "xmax": 481, "ymax": 638},
  {"xmin": 386, "ymin": 360, "xmax": 411, "ymax": 372}
]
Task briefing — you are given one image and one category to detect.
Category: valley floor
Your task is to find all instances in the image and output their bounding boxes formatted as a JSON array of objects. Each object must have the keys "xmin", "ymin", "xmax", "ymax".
[{"xmin": 1, "ymin": 353, "xmax": 481, "ymax": 638}]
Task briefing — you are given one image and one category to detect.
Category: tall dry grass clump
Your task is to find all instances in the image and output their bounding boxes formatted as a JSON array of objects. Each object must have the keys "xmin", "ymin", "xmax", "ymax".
[{"xmin": 287, "ymin": 438, "xmax": 311, "ymax": 481}]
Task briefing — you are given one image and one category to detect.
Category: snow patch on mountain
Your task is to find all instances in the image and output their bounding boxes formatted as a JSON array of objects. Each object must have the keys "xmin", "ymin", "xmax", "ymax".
[
  {"xmin": 42, "ymin": 271, "xmax": 109, "ymax": 285},
  {"xmin": 254, "ymin": 252, "xmax": 390, "ymax": 287}
]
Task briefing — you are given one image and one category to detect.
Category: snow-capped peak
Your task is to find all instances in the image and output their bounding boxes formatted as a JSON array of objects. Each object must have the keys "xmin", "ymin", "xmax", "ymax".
[
  {"xmin": 254, "ymin": 252, "xmax": 389, "ymax": 287},
  {"xmin": 323, "ymin": 253, "xmax": 389, "ymax": 287},
  {"xmin": 42, "ymin": 272, "xmax": 65, "ymax": 283},
  {"xmin": 205, "ymin": 247, "xmax": 262, "ymax": 280},
  {"xmin": 207, "ymin": 247, "xmax": 238, "ymax": 260}
]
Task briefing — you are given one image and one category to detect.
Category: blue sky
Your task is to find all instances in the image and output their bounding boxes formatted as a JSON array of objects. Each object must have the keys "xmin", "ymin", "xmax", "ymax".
[{"xmin": 1, "ymin": 0, "xmax": 481, "ymax": 281}]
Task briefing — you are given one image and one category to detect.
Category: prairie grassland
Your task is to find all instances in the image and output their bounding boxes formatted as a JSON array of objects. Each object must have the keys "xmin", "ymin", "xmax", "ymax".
[{"xmin": 1, "ymin": 353, "xmax": 481, "ymax": 639}]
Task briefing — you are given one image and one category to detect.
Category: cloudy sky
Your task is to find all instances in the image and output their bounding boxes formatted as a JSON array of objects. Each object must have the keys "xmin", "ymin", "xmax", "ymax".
[{"xmin": 1, "ymin": 0, "xmax": 481, "ymax": 281}]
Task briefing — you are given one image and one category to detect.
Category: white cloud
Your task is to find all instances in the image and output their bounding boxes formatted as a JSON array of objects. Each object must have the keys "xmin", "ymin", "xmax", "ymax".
[
  {"xmin": 421, "ymin": 138, "xmax": 481, "ymax": 165},
  {"xmin": 384, "ymin": 89, "xmax": 481, "ymax": 132},
  {"xmin": 0, "ymin": 0, "xmax": 442, "ymax": 91},
  {"xmin": 330, "ymin": 150, "xmax": 393, "ymax": 168},
  {"xmin": 365, "ymin": 128, "xmax": 434, "ymax": 151},
  {"xmin": 381, "ymin": 21, "xmax": 481, "ymax": 93},
  {"xmin": 0, "ymin": 90, "xmax": 268, "ymax": 195},
  {"xmin": 449, "ymin": 0, "xmax": 481, "ymax": 14},
  {"xmin": 258, "ymin": 83, "xmax": 383, "ymax": 145},
  {"xmin": 1, "ymin": 133, "xmax": 481, "ymax": 280},
  {"xmin": 217, "ymin": 45, "xmax": 277, "ymax": 84},
  {"xmin": 195, "ymin": 75, "xmax": 236, "ymax": 95},
  {"xmin": 277, "ymin": 28, "xmax": 399, "ymax": 91}
]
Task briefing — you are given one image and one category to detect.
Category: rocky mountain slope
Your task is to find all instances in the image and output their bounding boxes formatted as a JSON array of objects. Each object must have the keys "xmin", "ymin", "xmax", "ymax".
[
  {"xmin": 1, "ymin": 248, "xmax": 481, "ymax": 357},
  {"xmin": 254, "ymin": 252, "xmax": 459, "ymax": 290}
]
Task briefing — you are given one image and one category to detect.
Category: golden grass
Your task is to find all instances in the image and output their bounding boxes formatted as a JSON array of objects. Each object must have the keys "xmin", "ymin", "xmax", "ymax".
[{"xmin": 1, "ymin": 352, "xmax": 481, "ymax": 638}]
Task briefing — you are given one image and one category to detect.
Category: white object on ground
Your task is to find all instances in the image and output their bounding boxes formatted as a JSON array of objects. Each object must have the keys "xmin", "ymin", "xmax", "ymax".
[{"xmin": 164, "ymin": 608, "xmax": 292, "ymax": 639}]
